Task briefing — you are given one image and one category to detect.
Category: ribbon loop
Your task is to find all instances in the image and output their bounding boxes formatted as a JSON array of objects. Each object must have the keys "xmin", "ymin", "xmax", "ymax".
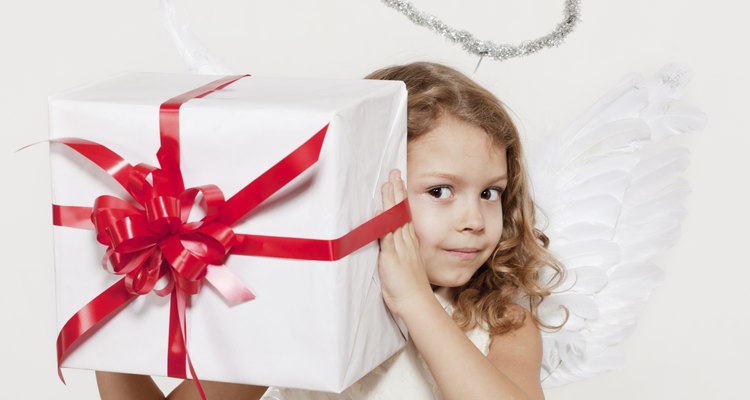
[
  {"xmin": 124, "ymin": 248, "xmax": 163, "ymax": 295},
  {"xmin": 144, "ymin": 195, "xmax": 182, "ymax": 235},
  {"xmin": 92, "ymin": 196, "xmax": 141, "ymax": 246},
  {"xmin": 128, "ymin": 163, "xmax": 156, "ymax": 200},
  {"xmin": 109, "ymin": 214, "xmax": 158, "ymax": 253}
]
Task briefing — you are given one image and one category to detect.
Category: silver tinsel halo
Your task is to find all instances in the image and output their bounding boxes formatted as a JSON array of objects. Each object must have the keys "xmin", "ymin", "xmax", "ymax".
[{"xmin": 381, "ymin": 0, "xmax": 582, "ymax": 61}]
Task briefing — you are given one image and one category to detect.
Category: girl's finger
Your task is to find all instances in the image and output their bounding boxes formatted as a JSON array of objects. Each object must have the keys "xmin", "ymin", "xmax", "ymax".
[
  {"xmin": 386, "ymin": 170, "xmax": 406, "ymax": 253},
  {"xmin": 381, "ymin": 178, "xmax": 394, "ymax": 211},
  {"xmin": 379, "ymin": 231, "xmax": 394, "ymax": 252},
  {"xmin": 390, "ymin": 170, "xmax": 410, "ymax": 248},
  {"xmin": 400, "ymin": 218, "xmax": 411, "ymax": 243},
  {"xmin": 391, "ymin": 169, "xmax": 406, "ymax": 204},
  {"xmin": 405, "ymin": 222, "xmax": 418, "ymax": 249}
]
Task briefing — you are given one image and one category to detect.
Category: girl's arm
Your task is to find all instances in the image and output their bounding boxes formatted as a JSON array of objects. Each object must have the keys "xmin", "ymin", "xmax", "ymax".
[
  {"xmin": 398, "ymin": 295, "xmax": 544, "ymax": 400},
  {"xmin": 378, "ymin": 170, "xmax": 544, "ymax": 400},
  {"xmin": 95, "ymin": 371, "xmax": 268, "ymax": 400}
]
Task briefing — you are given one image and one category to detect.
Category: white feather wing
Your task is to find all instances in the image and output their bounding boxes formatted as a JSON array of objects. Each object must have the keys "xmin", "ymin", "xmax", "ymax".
[{"xmin": 528, "ymin": 64, "xmax": 707, "ymax": 388}]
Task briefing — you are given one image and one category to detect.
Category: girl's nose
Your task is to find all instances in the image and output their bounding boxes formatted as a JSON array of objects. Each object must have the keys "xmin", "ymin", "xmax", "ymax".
[{"xmin": 457, "ymin": 200, "xmax": 485, "ymax": 232}]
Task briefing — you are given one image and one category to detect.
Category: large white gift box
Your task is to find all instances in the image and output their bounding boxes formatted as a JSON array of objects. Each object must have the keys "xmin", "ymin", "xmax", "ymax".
[{"xmin": 48, "ymin": 72, "xmax": 408, "ymax": 392}]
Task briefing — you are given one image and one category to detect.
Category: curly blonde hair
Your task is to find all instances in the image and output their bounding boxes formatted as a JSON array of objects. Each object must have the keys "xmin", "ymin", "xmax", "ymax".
[{"xmin": 366, "ymin": 62, "xmax": 567, "ymax": 335}]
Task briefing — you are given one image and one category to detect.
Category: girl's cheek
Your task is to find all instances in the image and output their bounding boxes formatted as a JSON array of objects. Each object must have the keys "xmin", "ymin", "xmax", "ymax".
[
  {"xmin": 483, "ymin": 204, "xmax": 504, "ymax": 239},
  {"xmin": 408, "ymin": 196, "xmax": 426, "ymax": 226},
  {"xmin": 410, "ymin": 200, "xmax": 442, "ymax": 239}
]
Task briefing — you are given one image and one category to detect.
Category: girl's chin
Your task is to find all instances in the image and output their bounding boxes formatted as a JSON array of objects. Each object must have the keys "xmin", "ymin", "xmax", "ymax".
[
  {"xmin": 428, "ymin": 262, "xmax": 486, "ymax": 289},
  {"xmin": 428, "ymin": 274, "xmax": 472, "ymax": 289}
]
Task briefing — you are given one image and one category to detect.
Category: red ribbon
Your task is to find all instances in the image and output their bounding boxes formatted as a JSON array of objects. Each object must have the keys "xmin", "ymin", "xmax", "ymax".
[{"xmin": 51, "ymin": 75, "xmax": 410, "ymax": 399}]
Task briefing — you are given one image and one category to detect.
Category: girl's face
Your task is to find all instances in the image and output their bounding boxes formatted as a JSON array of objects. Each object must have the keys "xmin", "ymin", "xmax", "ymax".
[{"xmin": 407, "ymin": 114, "xmax": 508, "ymax": 288}]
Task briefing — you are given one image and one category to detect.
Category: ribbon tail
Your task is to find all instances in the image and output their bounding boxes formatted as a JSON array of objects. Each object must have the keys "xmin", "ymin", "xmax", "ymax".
[
  {"xmin": 205, "ymin": 265, "xmax": 256, "ymax": 305},
  {"xmin": 56, "ymin": 278, "xmax": 138, "ymax": 383},
  {"xmin": 169, "ymin": 289, "xmax": 207, "ymax": 399},
  {"xmin": 50, "ymin": 138, "xmax": 149, "ymax": 202},
  {"xmin": 167, "ymin": 290, "xmax": 187, "ymax": 379}
]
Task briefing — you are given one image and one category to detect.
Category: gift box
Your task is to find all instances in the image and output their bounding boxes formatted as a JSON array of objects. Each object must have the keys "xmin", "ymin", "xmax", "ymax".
[{"xmin": 48, "ymin": 72, "xmax": 408, "ymax": 392}]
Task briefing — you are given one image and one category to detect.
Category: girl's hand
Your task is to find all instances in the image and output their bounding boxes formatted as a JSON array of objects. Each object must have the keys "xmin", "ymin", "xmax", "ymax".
[{"xmin": 378, "ymin": 169, "xmax": 434, "ymax": 318}]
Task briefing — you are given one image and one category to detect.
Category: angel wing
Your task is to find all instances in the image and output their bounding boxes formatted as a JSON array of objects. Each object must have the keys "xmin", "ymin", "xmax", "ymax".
[
  {"xmin": 527, "ymin": 64, "xmax": 707, "ymax": 388},
  {"xmin": 160, "ymin": 0, "xmax": 234, "ymax": 74}
]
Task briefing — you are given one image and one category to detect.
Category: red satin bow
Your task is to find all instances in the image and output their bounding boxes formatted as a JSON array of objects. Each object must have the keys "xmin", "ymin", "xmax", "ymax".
[
  {"xmin": 50, "ymin": 74, "xmax": 411, "ymax": 399},
  {"xmin": 93, "ymin": 185, "xmax": 238, "ymax": 298}
]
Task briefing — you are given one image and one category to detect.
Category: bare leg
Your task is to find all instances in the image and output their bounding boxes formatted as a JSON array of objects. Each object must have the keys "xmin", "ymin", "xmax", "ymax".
[
  {"xmin": 167, "ymin": 380, "xmax": 268, "ymax": 400},
  {"xmin": 95, "ymin": 370, "xmax": 268, "ymax": 400},
  {"xmin": 96, "ymin": 371, "xmax": 165, "ymax": 400}
]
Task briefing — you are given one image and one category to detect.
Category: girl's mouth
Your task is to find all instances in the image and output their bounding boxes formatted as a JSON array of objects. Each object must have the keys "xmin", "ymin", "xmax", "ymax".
[{"xmin": 445, "ymin": 248, "xmax": 481, "ymax": 260}]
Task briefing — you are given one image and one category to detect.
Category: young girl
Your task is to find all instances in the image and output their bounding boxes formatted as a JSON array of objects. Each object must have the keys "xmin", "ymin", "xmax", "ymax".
[{"xmin": 96, "ymin": 61, "xmax": 565, "ymax": 400}]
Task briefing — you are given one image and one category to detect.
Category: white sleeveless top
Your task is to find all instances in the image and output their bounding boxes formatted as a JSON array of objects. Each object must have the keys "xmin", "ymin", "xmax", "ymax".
[{"xmin": 261, "ymin": 288, "xmax": 492, "ymax": 400}]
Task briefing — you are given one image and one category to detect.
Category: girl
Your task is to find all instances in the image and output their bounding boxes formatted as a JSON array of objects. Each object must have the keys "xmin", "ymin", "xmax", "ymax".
[{"xmin": 96, "ymin": 61, "xmax": 565, "ymax": 400}]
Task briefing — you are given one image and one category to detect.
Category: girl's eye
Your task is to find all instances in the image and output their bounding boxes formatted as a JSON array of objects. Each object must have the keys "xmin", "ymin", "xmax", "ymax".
[
  {"xmin": 481, "ymin": 187, "xmax": 504, "ymax": 201},
  {"xmin": 427, "ymin": 186, "xmax": 452, "ymax": 199}
]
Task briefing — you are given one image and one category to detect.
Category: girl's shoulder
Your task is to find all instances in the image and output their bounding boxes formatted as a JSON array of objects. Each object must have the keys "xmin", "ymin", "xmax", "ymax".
[
  {"xmin": 461, "ymin": 303, "xmax": 540, "ymax": 358},
  {"xmin": 488, "ymin": 304, "xmax": 541, "ymax": 344},
  {"xmin": 486, "ymin": 304, "xmax": 543, "ymax": 386}
]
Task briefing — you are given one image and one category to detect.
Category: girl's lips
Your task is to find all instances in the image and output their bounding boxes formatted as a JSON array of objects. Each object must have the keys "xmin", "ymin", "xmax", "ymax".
[{"xmin": 445, "ymin": 248, "xmax": 481, "ymax": 260}]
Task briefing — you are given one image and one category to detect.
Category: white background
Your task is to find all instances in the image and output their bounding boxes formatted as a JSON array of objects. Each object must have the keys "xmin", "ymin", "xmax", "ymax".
[{"xmin": 1, "ymin": 1, "xmax": 748, "ymax": 399}]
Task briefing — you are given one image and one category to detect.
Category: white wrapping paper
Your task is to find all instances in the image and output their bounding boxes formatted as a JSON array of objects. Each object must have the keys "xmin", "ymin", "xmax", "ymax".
[{"xmin": 48, "ymin": 72, "xmax": 408, "ymax": 392}]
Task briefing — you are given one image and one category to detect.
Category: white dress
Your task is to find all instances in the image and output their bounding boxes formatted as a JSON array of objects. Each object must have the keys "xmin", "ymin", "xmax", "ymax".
[{"xmin": 261, "ymin": 288, "xmax": 492, "ymax": 400}]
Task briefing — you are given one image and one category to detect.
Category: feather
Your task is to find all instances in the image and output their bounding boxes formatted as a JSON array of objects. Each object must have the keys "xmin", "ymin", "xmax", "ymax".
[
  {"xmin": 160, "ymin": 0, "xmax": 234, "ymax": 74},
  {"xmin": 531, "ymin": 64, "xmax": 707, "ymax": 388}
]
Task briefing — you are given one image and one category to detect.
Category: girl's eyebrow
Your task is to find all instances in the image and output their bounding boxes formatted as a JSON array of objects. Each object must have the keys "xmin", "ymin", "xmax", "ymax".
[{"xmin": 419, "ymin": 172, "xmax": 508, "ymax": 183}]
